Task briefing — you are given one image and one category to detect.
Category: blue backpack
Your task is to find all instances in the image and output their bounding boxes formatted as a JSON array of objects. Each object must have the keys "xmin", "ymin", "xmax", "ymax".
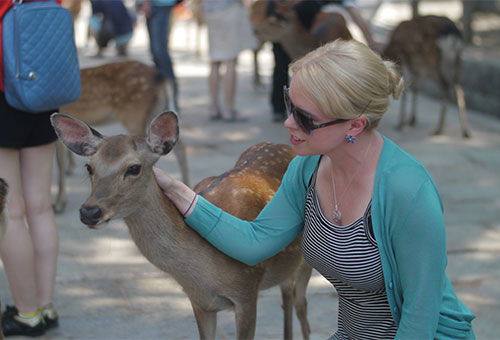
[{"xmin": 3, "ymin": 0, "xmax": 80, "ymax": 113}]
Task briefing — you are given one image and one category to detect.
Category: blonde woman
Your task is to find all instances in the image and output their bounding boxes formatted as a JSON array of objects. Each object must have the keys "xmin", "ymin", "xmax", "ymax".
[{"xmin": 155, "ymin": 39, "xmax": 475, "ymax": 339}]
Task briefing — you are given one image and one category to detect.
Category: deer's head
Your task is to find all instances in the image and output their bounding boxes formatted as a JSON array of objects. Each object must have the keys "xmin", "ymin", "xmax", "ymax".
[
  {"xmin": 51, "ymin": 111, "xmax": 179, "ymax": 227},
  {"xmin": 250, "ymin": 0, "xmax": 298, "ymax": 43}
]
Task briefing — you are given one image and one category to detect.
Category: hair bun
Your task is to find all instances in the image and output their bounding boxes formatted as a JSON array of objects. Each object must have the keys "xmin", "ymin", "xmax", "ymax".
[{"xmin": 383, "ymin": 60, "xmax": 404, "ymax": 100}]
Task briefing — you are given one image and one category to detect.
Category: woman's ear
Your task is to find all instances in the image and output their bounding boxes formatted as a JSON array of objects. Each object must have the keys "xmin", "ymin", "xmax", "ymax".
[{"xmin": 348, "ymin": 116, "xmax": 368, "ymax": 136}]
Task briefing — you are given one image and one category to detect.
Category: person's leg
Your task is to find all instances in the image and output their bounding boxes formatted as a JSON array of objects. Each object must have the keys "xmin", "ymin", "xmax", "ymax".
[
  {"xmin": 271, "ymin": 43, "xmax": 291, "ymax": 121},
  {"xmin": 223, "ymin": 58, "xmax": 237, "ymax": 119},
  {"xmin": 209, "ymin": 61, "xmax": 222, "ymax": 119},
  {"xmin": 20, "ymin": 142, "xmax": 59, "ymax": 307},
  {"xmin": 146, "ymin": 5, "xmax": 178, "ymax": 107},
  {"xmin": 0, "ymin": 148, "xmax": 38, "ymax": 314}
]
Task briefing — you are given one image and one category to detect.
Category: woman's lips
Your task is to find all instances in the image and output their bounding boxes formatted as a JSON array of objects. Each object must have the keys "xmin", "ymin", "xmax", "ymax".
[{"xmin": 290, "ymin": 134, "xmax": 304, "ymax": 145}]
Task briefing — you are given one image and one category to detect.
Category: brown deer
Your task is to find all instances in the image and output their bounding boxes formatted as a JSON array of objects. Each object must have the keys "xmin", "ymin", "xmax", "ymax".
[
  {"xmin": 383, "ymin": 15, "xmax": 471, "ymax": 138},
  {"xmin": 250, "ymin": 0, "xmax": 352, "ymax": 60},
  {"xmin": 54, "ymin": 60, "xmax": 189, "ymax": 213},
  {"xmin": 51, "ymin": 111, "xmax": 312, "ymax": 340}
]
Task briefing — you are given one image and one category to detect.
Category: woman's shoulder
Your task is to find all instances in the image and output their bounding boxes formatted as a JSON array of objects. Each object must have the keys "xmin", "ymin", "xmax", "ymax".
[{"xmin": 377, "ymin": 136, "xmax": 437, "ymax": 193}]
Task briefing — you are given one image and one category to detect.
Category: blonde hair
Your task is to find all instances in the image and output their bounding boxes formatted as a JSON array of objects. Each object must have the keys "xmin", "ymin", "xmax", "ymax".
[{"xmin": 289, "ymin": 39, "xmax": 404, "ymax": 129}]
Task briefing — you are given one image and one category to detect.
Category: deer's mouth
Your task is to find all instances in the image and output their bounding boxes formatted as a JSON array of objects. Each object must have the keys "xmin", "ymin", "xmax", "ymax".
[{"xmin": 79, "ymin": 205, "xmax": 112, "ymax": 227}]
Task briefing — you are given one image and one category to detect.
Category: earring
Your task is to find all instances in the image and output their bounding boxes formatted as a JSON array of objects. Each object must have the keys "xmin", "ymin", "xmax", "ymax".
[{"xmin": 345, "ymin": 135, "xmax": 356, "ymax": 143}]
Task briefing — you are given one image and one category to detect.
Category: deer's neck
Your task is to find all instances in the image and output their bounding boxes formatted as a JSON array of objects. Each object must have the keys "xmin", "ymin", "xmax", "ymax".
[
  {"xmin": 123, "ymin": 182, "xmax": 207, "ymax": 273},
  {"xmin": 281, "ymin": 18, "xmax": 318, "ymax": 59}
]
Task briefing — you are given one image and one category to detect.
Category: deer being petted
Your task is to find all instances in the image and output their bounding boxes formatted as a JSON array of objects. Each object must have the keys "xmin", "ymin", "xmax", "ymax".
[
  {"xmin": 54, "ymin": 61, "xmax": 189, "ymax": 213},
  {"xmin": 51, "ymin": 111, "xmax": 312, "ymax": 340},
  {"xmin": 383, "ymin": 15, "xmax": 471, "ymax": 138}
]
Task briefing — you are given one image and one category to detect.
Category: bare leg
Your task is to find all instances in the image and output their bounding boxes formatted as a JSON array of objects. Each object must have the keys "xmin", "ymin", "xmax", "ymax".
[
  {"xmin": 0, "ymin": 148, "xmax": 38, "ymax": 314},
  {"xmin": 223, "ymin": 58, "xmax": 237, "ymax": 119},
  {"xmin": 20, "ymin": 142, "xmax": 59, "ymax": 307},
  {"xmin": 209, "ymin": 61, "xmax": 222, "ymax": 119}
]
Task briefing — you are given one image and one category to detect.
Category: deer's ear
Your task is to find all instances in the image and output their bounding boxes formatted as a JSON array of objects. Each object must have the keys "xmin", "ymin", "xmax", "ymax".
[
  {"xmin": 50, "ymin": 113, "xmax": 103, "ymax": 156},
  {"xmin": 146, "ymin": 111, "xmax": 179, "ymax": 155}
]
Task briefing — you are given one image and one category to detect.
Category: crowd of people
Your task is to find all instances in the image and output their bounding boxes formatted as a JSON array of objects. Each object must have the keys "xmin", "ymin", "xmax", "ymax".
[{"xmin": 0, "ymin": 0, "xmax": 475, "ymax": 338}]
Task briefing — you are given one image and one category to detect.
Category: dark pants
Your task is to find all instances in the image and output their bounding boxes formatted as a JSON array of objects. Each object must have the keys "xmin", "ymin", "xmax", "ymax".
[{"xmin": 270, "ymin": 42, "xmax": 291, "ymax": 116}]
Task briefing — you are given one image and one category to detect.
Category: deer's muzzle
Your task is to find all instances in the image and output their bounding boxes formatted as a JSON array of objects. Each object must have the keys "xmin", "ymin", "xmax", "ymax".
[{"xmin": 80, "ymin": 205, "xmax": 103, "ymax": 226}]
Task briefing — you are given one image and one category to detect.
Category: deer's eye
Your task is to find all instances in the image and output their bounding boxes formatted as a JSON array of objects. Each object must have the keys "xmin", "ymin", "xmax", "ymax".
[
  {"xmin": 124, "ymin": 164, "xmax": 142, "ymax": 178},
  {"xmin": 85, "ymin": 164, "xmax": 93, "ymax": 176}
]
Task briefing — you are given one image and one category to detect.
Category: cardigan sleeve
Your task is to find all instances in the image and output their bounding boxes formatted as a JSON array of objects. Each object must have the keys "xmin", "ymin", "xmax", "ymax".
[
  {"xmin": 185, "ymin": 156, "xmax": 316, "ymax": 265},
  {"xmin": 392, "ymin": 178, "xmax": 447, "ymax": 339}
]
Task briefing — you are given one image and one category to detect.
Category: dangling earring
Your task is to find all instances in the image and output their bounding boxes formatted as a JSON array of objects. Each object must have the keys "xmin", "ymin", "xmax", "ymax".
[{"xmin": 345, "ymin": 135, "xmax": 356, "ymax": 143}]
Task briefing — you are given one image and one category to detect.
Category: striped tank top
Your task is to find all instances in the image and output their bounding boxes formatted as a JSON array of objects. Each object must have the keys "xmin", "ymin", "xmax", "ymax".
[{"xmin": 302, "ymin": 167, "xmax": 398, "ymax": 339}]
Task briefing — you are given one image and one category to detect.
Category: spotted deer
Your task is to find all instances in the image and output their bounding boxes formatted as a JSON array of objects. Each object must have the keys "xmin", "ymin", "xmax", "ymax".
[
  {"xmin": 250, "ymin": 0, "xmax": 352, "ymax": 60},
  {"xmin": 383, "ymin": 15, "xmax": 471, "ymax": 138},
  {"xmin": 51, "ymin": 111, "xmax": 312, "ymax": 340},
  {"xmin": 54, "ymin": 60, "xmax": 188, "ymax": 213}
]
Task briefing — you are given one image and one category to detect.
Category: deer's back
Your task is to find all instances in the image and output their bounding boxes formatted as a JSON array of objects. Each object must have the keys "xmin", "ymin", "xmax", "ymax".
[
  {"xmin": 61, "ymin": 61, "xmax": 159, "ymax": 135},
  {"xmin": 384, "ymin": 15, "xmax": 463, "ymax": 68},
  {"xmin": 194, "ymin": 143, "xmax": 304, "ymax": 289}
]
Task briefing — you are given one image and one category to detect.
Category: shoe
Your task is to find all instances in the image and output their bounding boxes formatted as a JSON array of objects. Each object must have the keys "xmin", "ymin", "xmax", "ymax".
[
  {"xmin": 40, "ymin": 304, "xmax": 59, "ymax": 330},
  {"xmin": 1, "ymin": 305, "xmax": 46, "ymax": 337},
  {"xmin": 224, "ymin": 110, "xmax": 248, "ymax": 123}
]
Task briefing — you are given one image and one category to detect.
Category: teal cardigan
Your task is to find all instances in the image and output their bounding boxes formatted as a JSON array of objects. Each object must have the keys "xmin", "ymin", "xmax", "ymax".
[{"xmin": 186, "ymin": 136, "xmax": 475, "ymax": 339}]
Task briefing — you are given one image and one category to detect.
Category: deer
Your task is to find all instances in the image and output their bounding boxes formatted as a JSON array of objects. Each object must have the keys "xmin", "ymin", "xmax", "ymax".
[
  {"xmin": 54, "ymin": 60, "xmax": 189, "ymax": 213},
  {"xmin": 50, "ymin": 111, "xmax": 312, "ymax": 340},
  {"xmin": 250, "ymin": 0, "xmax": 352, "ymax": 60},
  {"xmin": 382, "ymin": 15, "xmax": 471, "ymax": 138}
]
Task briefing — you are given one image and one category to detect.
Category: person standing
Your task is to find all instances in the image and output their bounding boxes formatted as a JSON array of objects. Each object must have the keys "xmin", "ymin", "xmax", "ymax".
[
  {"xmin": 137, "ymin": 0, "xmax": 180, "ymax": 112},
  {"xmin": 0, "ymin": 1, "xmax": 60, "ymax": 336},
  {"xmin": 203, "ymin": 0, "xmax": 258, "ymax": 121}
]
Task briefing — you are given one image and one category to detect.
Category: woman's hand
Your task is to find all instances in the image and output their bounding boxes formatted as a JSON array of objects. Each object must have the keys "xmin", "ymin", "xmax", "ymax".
[
  {"xmin": 154, "ymin": 167, "xmax": 198, "ymax": 218},
  {"xmin": 153, "ymin": 167, "xmax": 176, "ymax": 192}
]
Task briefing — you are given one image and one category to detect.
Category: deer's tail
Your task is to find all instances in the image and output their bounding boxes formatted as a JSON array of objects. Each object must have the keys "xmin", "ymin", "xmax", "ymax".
[{"xmin": 437, "ymin": 32, "xmax": 464, "ymax": 85}]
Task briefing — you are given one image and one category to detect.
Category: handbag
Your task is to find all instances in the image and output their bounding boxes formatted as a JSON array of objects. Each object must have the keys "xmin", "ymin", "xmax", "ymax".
[{"xmin": 2, "ymin": 0, "xmax": 80, "ymax": 113}]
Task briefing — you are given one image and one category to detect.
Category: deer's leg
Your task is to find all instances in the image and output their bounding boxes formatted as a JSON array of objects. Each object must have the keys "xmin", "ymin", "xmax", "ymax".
[
  {"xmin": 409, "ymin": 71, "xmax": 419, "ymax": 127},
  {"xmin": 397, "ymin": 66, "xmax": 412, "ymax": 130},
  {"xmin": 454, "ymin": 83, "xmax": 471, "ymax": 138},
  {"xmin": 294, "ymin": 262, "xmax": 312, "ymax": 340},
  {"xmin": 280, "ymin": 281, "xmax": 294, "ymax": 340},
  {"xmin": 53, "ymin": 141, "xmax": 67, "ymax": 214},
  {"xmin": 173, "ymin": 138, "xmax": 190, "ymax": 186},
  {"xmin": 66, "ymin": 150, "xmax": 76, "ymax": 175},
  {"xmin": 234, "ymin": 294, "xmax": 258, "ymax": 340},
  {"xmin": 191, "ymin": 304, "xmax": 217, "ymax": 340},
  {"xmin": 433, "ymin": 74, "xmax": 450, "ymax": 136},
  {"xmin": 253, "ymin": 45, "xmax": 262, "ymax": 89}
]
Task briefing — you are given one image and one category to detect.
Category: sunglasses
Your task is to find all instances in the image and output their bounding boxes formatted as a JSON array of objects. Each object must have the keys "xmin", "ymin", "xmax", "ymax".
[{"xmin": 283, "ymin": 86, "xmax": 348, "ymax": 135}]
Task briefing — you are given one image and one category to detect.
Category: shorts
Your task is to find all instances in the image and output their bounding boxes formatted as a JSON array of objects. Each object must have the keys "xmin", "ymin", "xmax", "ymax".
[{"xmin": 0, "ymin": 92, "xmax": 58, "ymax": 149}]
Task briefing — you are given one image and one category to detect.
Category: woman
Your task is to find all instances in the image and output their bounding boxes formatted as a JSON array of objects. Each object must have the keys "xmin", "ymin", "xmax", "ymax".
[
  {"xmin": 203, "ymin": 0, "xmax": 257, "ymax": 121},
  {"xmin": 0, "ymin": 1, "xmax": 60, "ymax": 337},
  {"xmin": 154, "ymin": 39, "xmax": 475, "ymax": 339}
]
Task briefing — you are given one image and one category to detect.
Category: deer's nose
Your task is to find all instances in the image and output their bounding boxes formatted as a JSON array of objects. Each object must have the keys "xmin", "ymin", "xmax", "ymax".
[{"xmin": 80, "ymin": 205, "xmax": 103, "ymax": 225}]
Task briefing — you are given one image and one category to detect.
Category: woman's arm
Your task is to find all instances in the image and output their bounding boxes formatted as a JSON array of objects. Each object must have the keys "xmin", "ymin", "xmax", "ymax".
[
  {"xmin": 392, "ymin": 179, "xmax": 447, "ymax": 338},
  {"xmin": 155, "ymin": 156, "xmax": 317, "ymax": 265}
]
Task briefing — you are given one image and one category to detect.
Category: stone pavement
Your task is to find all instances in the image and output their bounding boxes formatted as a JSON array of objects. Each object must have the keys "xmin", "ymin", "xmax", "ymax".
[{"xmin": 1, "ymin": 1, "xmax": 500, "ymax": 339}]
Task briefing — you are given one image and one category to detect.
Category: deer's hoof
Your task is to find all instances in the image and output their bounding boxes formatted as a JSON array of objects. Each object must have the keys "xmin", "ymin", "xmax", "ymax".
[{"xmin": 52, "ymin": 200, "xmax": 67, "ymax": 214}]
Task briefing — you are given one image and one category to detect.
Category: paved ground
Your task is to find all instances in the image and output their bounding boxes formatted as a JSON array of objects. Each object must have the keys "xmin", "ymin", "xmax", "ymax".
[{"xmin": 1, "ymin": 1, "xmax": 500, "ymax": 339}]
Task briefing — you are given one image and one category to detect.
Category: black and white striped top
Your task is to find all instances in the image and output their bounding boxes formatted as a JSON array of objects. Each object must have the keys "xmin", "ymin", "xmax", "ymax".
[{"xmin": 302, "ymin": 169, "xmax": 398, "ymax": 339}]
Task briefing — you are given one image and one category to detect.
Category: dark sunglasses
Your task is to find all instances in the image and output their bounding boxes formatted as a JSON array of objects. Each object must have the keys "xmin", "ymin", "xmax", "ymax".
[{"xmin": 283, "ymin": 86, "xmax": 348, "ymax": 135}]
